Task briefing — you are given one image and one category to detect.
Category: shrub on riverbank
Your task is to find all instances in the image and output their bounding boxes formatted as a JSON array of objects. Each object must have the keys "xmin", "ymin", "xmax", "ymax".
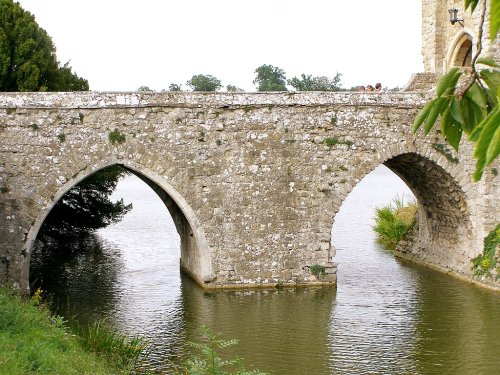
[
  {"xmin": 472, "ymin": 224, "xmax": 500, "ymax": 279},
  {"xmin": 0, "ymin": 288, "xmax": 144, "ymax": 374},
  {"xmin": 373, "ymin": 198, "xmax": 418, "ymax": 250}
]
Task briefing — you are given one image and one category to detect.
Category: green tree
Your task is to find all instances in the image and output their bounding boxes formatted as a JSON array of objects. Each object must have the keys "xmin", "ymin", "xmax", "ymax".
[
  {"xmin": 253, "ymin": 64, "xmax": 287, "ymax": 91},
  {"xmin": 413, "ymin": 0, "xmax": 499, "ymax": 180},
  {"xmin": 39, "ymin": 166, "xmax": 132, "ymax": 239},
  {"xmin": 137, "ymin": 85, "xmax": 152, "ymax": 92},
  {"xmin": 288, "ymin": 73, "xmax": 342, "ymax": 91},
  {"xmin": 0, "ymin": 0, "xmax": 88, "ymax": 91},
  {"xmin": 168, "ymin": 83, "xmax": 182, "ymax": 91},
  {"xmin": 226, "ymin": 84, "xmax": 244, "ymax": 92},
  {"xmin": 187, "ymin": 74, "xmax": 222, "ymax": 91}
]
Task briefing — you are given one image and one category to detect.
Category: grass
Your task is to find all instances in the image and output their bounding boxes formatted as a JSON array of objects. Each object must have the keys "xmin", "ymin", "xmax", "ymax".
[
  {"xmin": 373, "ymin": 198, "xmax": 418, "ymax": 250},
  {"xmin": 308, "ymin": 264, "xmax": 326, "ymax": 279},
  {"xmin": 108, "ymin": 129, "xmax": 126, "ymax": 145},
  {"xmin": 471, "ymin": 224, "xmax": 500, "ymax": 279},
  {"xmin": 0, "ymin": 287, "xmax": 147, "ymax": 374},
  {"xmin": 323, "ymin": 137, "xmax": 353, "ymax": 148}
]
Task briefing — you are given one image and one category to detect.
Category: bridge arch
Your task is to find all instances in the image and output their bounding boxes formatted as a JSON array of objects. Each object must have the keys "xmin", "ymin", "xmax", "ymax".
[
  {"xmin": 25, "ymin": 160, "xmax": 213, "ymax": 290},
  {"xmin": 331, "ymin": 148, "xmax": 475, "ymax": 275}
]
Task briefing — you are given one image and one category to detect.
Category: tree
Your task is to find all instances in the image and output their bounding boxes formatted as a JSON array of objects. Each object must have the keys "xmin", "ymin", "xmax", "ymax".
[
  {"xmin": 168, "ymin": 83, "xmax": 182, "ymax": 91},
  {"xmin": 227, "ymin": 84, "xmax": 244, "ymax": 92},
  {"xmin": 137, "ymin": 86, "xmax": 152, "ymax": 92},
  {"xmin": 0, "ymin": 0, "xmax": 88, "ymax": 91},
  {"xmin": 39, "ymin": 166, "xmax": 132, "ymax": 239},
  {"xmin": 253, "ymin": 64, "xmax": 287, "ymax": 91},
  {"xmin": 288, "ymin": 73, "xmax": 342, "ymax": 91},
  {"xmin": 413, "ymin": 0, "xmax": 499, "ymax": 180},
  {"xmin": 187, "ymin": 74, "xmax": 222, "ymax": 91}
]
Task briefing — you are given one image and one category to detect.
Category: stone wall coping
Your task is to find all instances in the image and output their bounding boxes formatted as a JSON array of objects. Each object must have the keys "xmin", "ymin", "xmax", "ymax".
[{"xmin": 0, "ymin": 91, "xmax": 432, "ymax": 109}]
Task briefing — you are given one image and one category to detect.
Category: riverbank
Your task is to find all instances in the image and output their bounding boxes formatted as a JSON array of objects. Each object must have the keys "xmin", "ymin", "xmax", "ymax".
[{"xmin": 0, "ymin": 288, "xmax": 140, "ymax": 374}]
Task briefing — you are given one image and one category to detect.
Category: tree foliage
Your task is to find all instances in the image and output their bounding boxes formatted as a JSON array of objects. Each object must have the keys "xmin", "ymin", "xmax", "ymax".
[
  {"xmin": 0, "ymin": 0, "xmax": 88, "ymax": 91},
  {"xmin": 39, "ymin": 166, "xmax": 132, "ymax": 239},
  {"xmin": 137, "ymin": 85, "xmax": 152, "ymax": 92},
  {"xmin": 253, "ymin": 64, "xmax": 287, "ymax": 91},
  {"xmin": 187, "ymin": 74, "xmax": 222, "ymax": 91},
  {"xmin": 288, "ymin": 73, "xmax": 342, "ymax": 91},
  {"xmin": 226, "ymin": 84, "xmax": 244, "ymax": 92},
  {"xmin": 413, "ymin": 0, "xmax": 499, "ymax": 180},
  {"xmin": 168, "ymin": 83, "xmax": 182, "ymax": 91}
]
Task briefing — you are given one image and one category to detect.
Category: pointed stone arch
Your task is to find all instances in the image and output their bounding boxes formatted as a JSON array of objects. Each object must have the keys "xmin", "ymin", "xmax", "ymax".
[
  {"xmin": 330, "ymin": 150, "xmax": 475, "ymax": 278},
  {"xmin": 24, "ymin": 160, "xmax": 213, "ymax": 291},
  {"xmin": 446, "ymin": 31, "xmax": 474, "ymax": 70}
]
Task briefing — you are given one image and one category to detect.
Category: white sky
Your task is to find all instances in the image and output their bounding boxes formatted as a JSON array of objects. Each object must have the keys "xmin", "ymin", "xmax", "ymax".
[{"xmin": 17, "ymin": 0, "xmax": 424, "ymax": 92}]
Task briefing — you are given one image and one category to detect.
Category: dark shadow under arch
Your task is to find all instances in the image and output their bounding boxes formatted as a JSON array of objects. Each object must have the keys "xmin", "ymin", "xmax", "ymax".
[
  {"xmin": 382, "ymin": 153, "xmax": 473, "ymax": 271},
  {"xmin": 27, "ymin": 163, "xmax": 213, "ymax": 292},
  {"xmin": 332, "ymin": 151, "xmax": 474, "ymax": 279}
]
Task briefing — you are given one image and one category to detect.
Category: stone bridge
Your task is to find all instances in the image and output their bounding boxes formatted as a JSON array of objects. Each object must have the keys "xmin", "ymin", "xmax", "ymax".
[{"xmin": 0, "ymin": 92, "xmax": 498, "ymax": 292}]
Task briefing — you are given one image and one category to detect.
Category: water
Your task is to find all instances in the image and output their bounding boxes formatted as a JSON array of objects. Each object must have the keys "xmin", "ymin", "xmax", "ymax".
[{"xmin": 31, "ymin": 166, "xmax": 500, "ymax": 374}]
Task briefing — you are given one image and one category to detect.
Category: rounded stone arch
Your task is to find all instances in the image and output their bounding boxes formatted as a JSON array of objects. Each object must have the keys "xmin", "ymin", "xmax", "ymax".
[
  {"xmin": 445, "ymin": 30, "xmax": 474, "ymax": 70},
  {"xmin": 330, "ymin": 148, "xmax": 475, "ymax": 276},
  {"xmin": 24, "ymin": 159, "xmax": 213, "ymax": 290}
]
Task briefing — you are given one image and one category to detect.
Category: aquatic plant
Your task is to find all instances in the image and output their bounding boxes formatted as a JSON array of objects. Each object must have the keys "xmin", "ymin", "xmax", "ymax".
[
  {"xmin": 373, "ymin": 198, "xmax": 418, "ymax": 250},
  {"xmin": 471, "ymin": 224, "xmax": 500, "ymax": 279},
  {"xmin": 183, "ymin": 324, "xmax": 267, "ymax": 375},
  {"xmin": 72, "ymin": 319, "xmax": 149, "ymax": 368}
]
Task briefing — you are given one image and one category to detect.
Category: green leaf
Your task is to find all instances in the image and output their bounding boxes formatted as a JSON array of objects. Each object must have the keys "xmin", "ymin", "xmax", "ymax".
[
  {"xmin": 441, "ymin": 107, "xmax": 463, "ymax": 151},
  {"xmin": 465, "ymin": 0, "xmax": 480, "ymax": 12},
  {"xmin": 491, "ymin": 0, "xmax": 500, "ymax": 40},
  {"xmin": 486, "ymin": 119, "xmax": 500, "ymax": 165},
  {"xmin": 476, "ymin": 57, "xmax": 500, "ymax": 68},
  {"xmin": 412, "ymin": 100, "xmax": 434, "ymax": 132},
  {"xmin": 473, "ymin": 108, "xmax": 500, "ymax": 181},
  {"xmin": 450, "ymin": 98, "xmax": 464, "ymax": 126},
  {"xmin": 436, "ymin": 68, "xmax": 461, "ymax": 97},
  {"xmin": 480, "ymin": 70, "xmax": 500, "ymax": 97},
  {"xmin": 465, "ymin": 81, "xmax": 488, "ymax": 110},
  {"xmin": 460, "ymin": 96, "xmax": 484, "ymax": 134},
  {"xmin": 424, "ymin": 97, "xmax": 449, "ymax": 135}
]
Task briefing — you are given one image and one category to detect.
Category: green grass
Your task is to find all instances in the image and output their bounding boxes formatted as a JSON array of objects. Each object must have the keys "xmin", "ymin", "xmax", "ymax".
[
  {"xmin": 471, "ymin": 224, "xmax": 500, "ymax": 278},
  {"xmin": 0, "ymin": 288, "xmax": 146, "ymax": 374},
  {"xmin": 308, "ymin": 264, "xmax": 327, "ymax": 279},
  {"xmin": 108, "ymin": 129, "xmax": 126, "ymax": 145},
  {"xmin": 373, "ymin": 198, "xmax": 418, "ymax": 250}
]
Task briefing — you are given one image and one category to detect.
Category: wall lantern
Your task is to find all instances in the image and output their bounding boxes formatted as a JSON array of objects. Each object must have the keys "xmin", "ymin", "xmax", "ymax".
[{"xmin": 448, "ymin": 8, "xmax": 464, "ymax": 26}]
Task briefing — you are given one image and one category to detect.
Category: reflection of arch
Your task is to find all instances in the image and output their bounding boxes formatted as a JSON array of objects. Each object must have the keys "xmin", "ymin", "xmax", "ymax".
[
  {"xmin": 332, "ymin": 151, "xmax": 473, "ymax": 274},
  {"xmin": 25, "ymin": 160, "xmax": 213, "ymax": 290},
  {"xmin": 446, "ymin": 31, "xmax": 474, "ymax": 70}
]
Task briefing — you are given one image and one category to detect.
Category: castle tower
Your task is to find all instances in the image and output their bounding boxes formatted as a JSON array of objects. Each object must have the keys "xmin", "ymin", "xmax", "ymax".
[{"xmin": 421, "ymin": 0, "xmax": 499, "ymax": 76}]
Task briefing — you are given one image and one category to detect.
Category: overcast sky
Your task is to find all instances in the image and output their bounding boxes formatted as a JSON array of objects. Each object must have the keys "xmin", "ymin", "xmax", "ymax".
[{"xmin": 17, "ymin": 0, "xmax": 424, "ymax": 92}]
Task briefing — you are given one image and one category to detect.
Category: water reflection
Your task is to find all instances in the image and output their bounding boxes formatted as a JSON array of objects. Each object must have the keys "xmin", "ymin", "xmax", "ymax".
[
  {"xmin": 30, "ymin": 169, "xmax": 500, "ymax": 374},
  {"xmin": 412, "ymin": 266, "xmax": 500, "ymax": 375},
  {"xmin": 179, "ymin": 280, "xmax": 335, "ymax": 374},
  {"xmin": 30, "ymin": 234, "xmax": 122, "ymax": 323}
]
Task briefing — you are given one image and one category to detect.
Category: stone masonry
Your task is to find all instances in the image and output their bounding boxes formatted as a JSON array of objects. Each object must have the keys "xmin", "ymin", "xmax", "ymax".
[{"xmin": 0, "ymin": 91, "xmax": 499, "ymax": 292}]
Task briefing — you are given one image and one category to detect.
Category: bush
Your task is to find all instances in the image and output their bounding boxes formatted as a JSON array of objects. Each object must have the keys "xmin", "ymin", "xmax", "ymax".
[
  {"xmin": 373, "ymin": 198, "xmax": 418, "ymax": 250},
  {"xmin": 471, "ymin": 224, "xmax": 500, "ymax": 278}
]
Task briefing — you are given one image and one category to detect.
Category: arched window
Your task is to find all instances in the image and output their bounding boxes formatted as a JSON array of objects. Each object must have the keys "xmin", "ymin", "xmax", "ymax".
[{"xmin": 449, "ymin": 33, "xmax": 473, "ymax": 68}]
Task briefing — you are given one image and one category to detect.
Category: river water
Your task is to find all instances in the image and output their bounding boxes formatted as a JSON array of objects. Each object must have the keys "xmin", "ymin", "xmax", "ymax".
[{"xmin": 31, "ymin": 166, "xmax": 500, "ymax": 374}]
